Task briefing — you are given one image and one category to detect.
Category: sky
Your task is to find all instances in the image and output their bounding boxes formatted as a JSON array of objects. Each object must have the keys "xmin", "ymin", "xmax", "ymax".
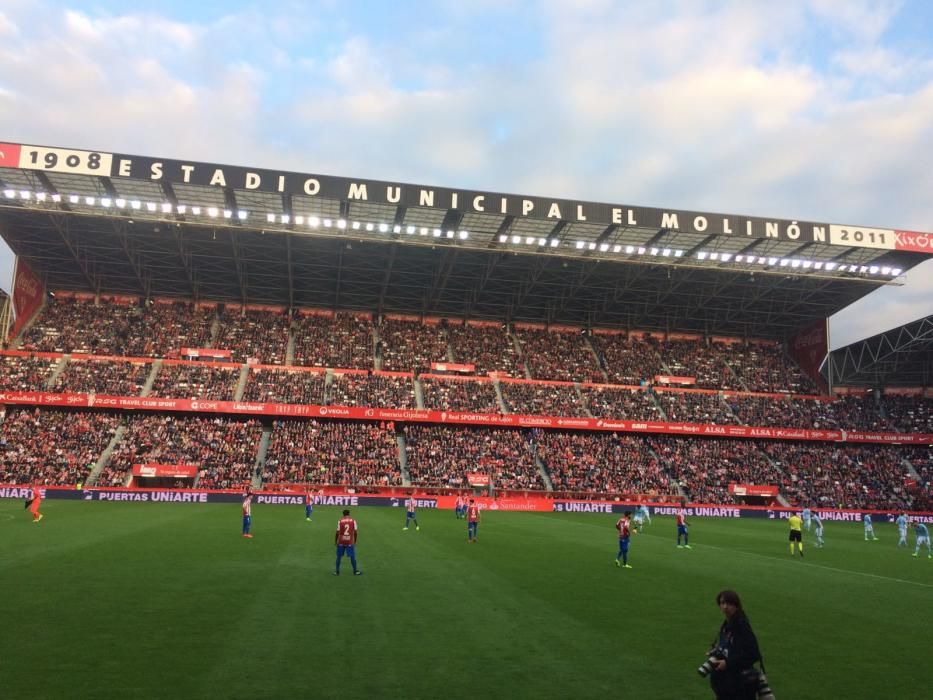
[{"xmin": 0, "ymin": 0, "xmax": 931, "ymax": 349}]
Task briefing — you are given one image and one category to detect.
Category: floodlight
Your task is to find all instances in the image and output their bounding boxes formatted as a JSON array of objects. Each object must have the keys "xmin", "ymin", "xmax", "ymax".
[
  {"xmin": 51, "ymin": 193, "xmax": 62, "ymax": 203},
  {"xmin": 96, "ymin": 196, "xmax": 110, "ymax": 206},
  {"xmin": 719, "ymin": 252, "xmax": 731, "ymax": 262},
  {"xmin": 599, "ymin": 243, "xmax": 609, "ymax": 252},
  {"xmin": 280, "ymin": 214, "xmax": 290, "ymax": 224},
  {"xmin": 70, "ymin": 194, "xmax": 81, "ymax": 204},
  {"xmin": 324, "ymin": 219, "xmax": 334, "ymax": 227},
  {"xmin": 514, "ymin": 235, "xmax": 523, "ymax": 244},
  {"xmin": 825, "ymin": 262, "xmax": 837, "ymax": 271},
  {"xmin": 779, "ymin": 259, "xmax": 790, "ymax": 267},
  {"xmin": 550, "ymin": 239, "xmax": 559, "ymax": 247},
  {"xmin": 625, "ymin": 245, "xmax": 634, "ymax": 254},
  {"xmin": 637, "ymin": 247, "xmax": 646, "ymax": 255},
  {"xmin": 710, "ymin": 252, "xmax": 719, "ymax": 261},
  {"xmin": 176, "ymin": 204, "xmax": 187, "ymax": 214},
  {"xmin": 499, "ymin": 234, "xmax": 508, "ymax": 243},
  {"xmin": 868, "ymin": 265, "xmax": 879, "ymax": 274},
  {"xmin": 394, "ymin": 225, "xmax": 402, "ymax": 234},
  {"xmin": 238, "ymin": 210, "xmax": 248, "ymax": 220},
  {"xmin": 433, "ymin": 228, "xmax": 442, "ymax": 237},
  {"xmin": 115, "ymin": 198, "xmax": 126, "ymax": 208},
  {"xmin": 20, "ymin": 190, "xmax": 31, "ymax": 199},
  {"xmin": 674, "ymin": 249, "xmax": 684, "ymax": 257},
  {"xmin": 407, "ymin": 225, "xmax": 416, "ymax": 234},
  {"xmin": 459, "ymin": 230, "xmax": 469, "ymax": 240},
  {"xmin": 351, "ymin": 221, "xmax": 360, "ymax": 230},
  {"xmin": 802, "ymin": 260, "xmax": 812, "ymax": 268},
  {"xmin": 336, "ymin": 219, "xmax": 346, "ymax": 229},
  {"xmin": 378, "ymin": 223, "xmax": 388, "ymax": 233},
  {"xmin": 3, "ymin": 189, "xmax": 16, "ymax": 198},
  {"xmin": 814, "ymin": 262, "xmax": 824, "ymax": 270},
  {"xmin": 145, "ymin": 201, "xmax": 156, "ymax": 211},
  {"xmin": 207, "ymin": 207, "xmax": 219, "ymax": 218},
  {"xmin": 588, "ymin": 242, "xmax": 597, "ymax": 250},
  {"xmin": 575, "ymin": 240, "xmax": 585, "ymax": 249},
  {"xmin": 419, "ymin": 227, "xmax": 428, "ymax": 235},
  {"xmin": 537, "ymin": 237, "xmax": 545, "ymax": 246},
  {"xmin": 446, "ymin": 230, "xmax": 454, "ymax": 238},
  {"xmin": 859, "ymin": 266, "xmax": 868, "ymax": 273},
  {"xmin": 881, "ymin": 266, "xmax": 891, "ymax": 275},
  {"xmin": 365, "ymin": 222, "xmax": 374, "ymax": 231},
  {"xmin": 129, "ymin": 200, "xmax": 140, "ymax": 209},
  {"xmin": 612, "ymin": 244, "xmax": 621, "ymax": 253},
  {"xmin": 525, "ymin": 237, "xmax": 535, "ymax": 245},
  {"xmin": 160, "ymin": 202, "xmax": 172, "ymax": 213},
  {"xmin": 36, "ymin": 192, "xmax": 47, "ymax": 202},
  {"xmin": 891, "ymin": 268, "xmax": 903, "ymax": 276},
  {"xmin": 267, "ymin": 213, "xmax": 276, "ymax": 223},
  {"xmin": 294, "ymin": 215, "xmax": 304, "ymax": 225},
  {"xmin": 85, "ymin": 196, "xmax": 96, "ymax": 205},
  {"xmin": 662, "ymin": 248, "xmax": 671, "ymax": 256},
  {"xmin": 191, "ymin": 207, "xmax": 201, "ymax": 215},
  {"xmin": 650, "ymin": 247, "xmax": 659, "ymax": 256},
  {"xmin": 791, "ymin": 259, "xmax": 801, "ymax": 268},
  {"xmin": 734, "ymin": 255, "xmax": 743, "ymax": 263}
]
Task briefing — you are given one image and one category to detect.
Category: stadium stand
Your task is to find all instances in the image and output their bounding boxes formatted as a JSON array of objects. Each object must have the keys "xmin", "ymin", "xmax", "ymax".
[
  {"xmin": 292, "ymin": 311, "xmax": 374, "ymax": 369},
  {"xmin": 0, "ymin": 408, "xmax": 120, "ymax": 485},
  {"xmin": 419, "ymin": 376, "xmax": 501, "ymax": 413},
  {"xmin": 263, "ymin": 419, "xmax": 402, "ymax": 486},
  {"xmin": 591, "ymin": 334, "xmax": 664, "ymax": 386},
  {"xmin": 242, "ymin": 368, "xmax": 326, "ymax": 404},
  {"xmin": 214, "ymin": 307, "xmax": 290, "ymax": 364},
  {"xmin": 149, "ymin": 363, "xmax": 241, "ymax": 400},
  {"xmin": 727, "ymin": 343, "xmax": 820, "ymax": 394},
  {"xmin": 328, "ymin": 372, "xmax": 416, "ymax": 408},
  {"xmin": 377, "ymin": 317, "xmax": 450, "ymax": 372},
  {"xmin": 0, "ymin": 353, "xmax": 59, "ymax": 391},
  {"xmin": 52, "ymin": 358, "xmax": 151, "ymax": 396},
  {"xmin": 100, "ymin": 415, "xmax": 263, "ymax": 489},
  {"xmin": 657, "ymin": 339, "xmax": 737, "ymax": 390},
  {"xmin": 882, "ymin": 394, "xmax": 933, "ymax": 433},
  {"xmin": 579, "ymin": 385, "xmax": 660, "ymax": 420},
  {"xmin": 447, "ymin": 323, "xmax": 525, "ymax": 377},
  {"xmin": 500, "ymin": 380, "xmax": 587, "ymax": 416},
  {"xmin": 403, "ymin": 424, "xmax": 541, "ymax": 489},
  {"xmin": 653, "ymin": 389, "xmax": 738, "ymax": 424},
  {"xmin": 536, "ymin": 431, "xmax": 670, "ymax": 497},
  {"xmin": 512, "ymin": 328, "xmax": 602, "ymax": 382}
]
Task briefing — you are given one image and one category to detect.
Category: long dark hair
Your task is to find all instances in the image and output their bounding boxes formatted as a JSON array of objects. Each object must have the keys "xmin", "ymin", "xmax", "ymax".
[{"xmin": 716, "ymin": 589, "xmax": 746, "ymax": 617}]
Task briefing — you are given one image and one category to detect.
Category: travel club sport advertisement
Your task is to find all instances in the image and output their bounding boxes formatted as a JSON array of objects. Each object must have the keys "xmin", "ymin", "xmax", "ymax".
[{"xmin": 1, "ymin": 486, "xmax": 930, "ymax": 522}]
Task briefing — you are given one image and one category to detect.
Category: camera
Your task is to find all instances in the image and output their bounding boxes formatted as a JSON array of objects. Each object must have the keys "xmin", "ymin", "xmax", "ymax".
[
  {"xmin": 742, "ymin": 668, "xmax": 775, "ymax": 700},
  {"xmin": 697, "ymin": 648, "xmax": 724, "ymax": 677}
]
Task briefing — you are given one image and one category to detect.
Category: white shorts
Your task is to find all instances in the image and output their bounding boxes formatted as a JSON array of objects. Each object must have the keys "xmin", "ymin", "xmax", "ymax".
[{"xmin": 917, "ymin": 536, "xmax": 930, "ymax": 547}]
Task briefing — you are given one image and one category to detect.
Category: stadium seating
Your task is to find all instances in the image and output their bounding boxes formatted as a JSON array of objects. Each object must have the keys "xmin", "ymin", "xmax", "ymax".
[
  {"xmin": 727, "ymin": 343, "xmax": 819, "ymax": 394},
  {"xmin": 0, "ymin": 354, "xmax": 59, "ymax": 391},
  {"xmin": 377, "ymin": 318, "xmax": 450, "ymax": 372},
  {"xmin": 579, "ymin": 386, "xmax": 660, "ymax": 420},
  {"xmin": 447, "ymin": 324, "xmax": 525, "ymax": 377},
  {"xmin": 149, "ymin": 363, "xmax": 241, "ymax": 400},
  {"xmin": 419, "ymin": 376, "xmax": 501, "ymax": 413},
  {"xmin": 292, "ymin": 312, "xmax": 374, "ymax": 369},
  {"xmin": 653, "ymin": 390, "xmax": 738, "ymax": 424},
  {"xmin": 52, "ymin": 358, "xmax": 151, "ymax": 396},
  {"xmin": 100, "ymin": 414, "xmax": 263, "ymax": 489},
  {"xmin": 591, "ymin": 334, "xmax": 664, "ymax": 386},
  {"xmin": 882, "ymin": 395, "xmax": 933, "ymax": 433},
  {"xmin": 214, "ymin": 307, "xmax": 290, "ymax": 364},
  {"xmin": 328, "ymin": 372, "xmax": 416, "ymax": 408},
  {"xmin": 0, "ymin": 408, "xmax": 121, "ymax": 485},
  {"xmin": 264, "ymin": 419, "xmax": 402, "ymax": 486},
  {"xmin": 243, "ymin": 368, "xmax": 326, "ymax": 404},
  {"xmin": 500, "ymin": 380, "xmax": 587, "ymax": 416},
  {"xmin": 512, "ymin": 328, "xmax": 602, "ymax": 382},
  {"xmin": 657, "ymin": 339, "xmax": 737, "ymax": 390},
  {"xmin": 536, "ymin": 431, "xmax": 670, "ymax": 496},
  {"xmin": 403, "ymin": 424, "xmax": 541, "ymax": 489}
]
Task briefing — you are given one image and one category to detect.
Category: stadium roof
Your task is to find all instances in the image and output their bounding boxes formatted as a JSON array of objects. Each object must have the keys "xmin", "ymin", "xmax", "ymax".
[
  {"xmin": 1, "ymin": 142, "xmax": 931, "ymax": 341},
  {"xmin": 824, "ymin": 315, "xmax": 933, "ymax": 388}
]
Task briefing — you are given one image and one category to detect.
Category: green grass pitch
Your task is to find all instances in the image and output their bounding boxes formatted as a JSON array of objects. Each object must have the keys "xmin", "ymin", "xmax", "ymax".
[{"xmin": 1, "ymin": 500, "xmax": 930, "ymax": 699}]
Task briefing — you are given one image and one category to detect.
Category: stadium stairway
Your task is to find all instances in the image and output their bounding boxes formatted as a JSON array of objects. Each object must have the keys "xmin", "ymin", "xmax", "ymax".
[
  {"xmin": 45, "ymin": 354, "xmax": 69, "ymax": 390},
  {"xmin": 646, "ymin": 389, "xmax": 668, "ymax": 420},
  {"xmin": 85, "ymin": 424, "xmax": 127, "ymax": 487},
  {"xmin": 576, "ymin": 383, "xmax": 595, "ymax": 418},
  {"xmin": 285, "ymin": 326, "xmax": 296, "ymax": 366},
  {"xmin": 446, "ymin": 340, "xmax": 456, "ymax": 362},
  {"xmin": 233, "ymin": 365, "xmax": 250, "ymax": 401},
  {"xmin": 507, "ymin": 327, "xmax": 534, "ymax": 379},
  {"xmin": 372, "ymin": 324, "xmax": 383, "ymax": 370},
  {"xmin": 534, "ymin": 451, "xmax": 554, "ymax": 491},
  {"xmin": 493, "ymin": 378, "xmax": 510, "ymax": 414},
  {"xmin": 208, "ymin": 312, "xmax": 221, "ymax": 347},
  {"xmin": 723, "ymin": 359, "xmax": 750, "ymax": 392},
  {"xmin": 140, "ymin": 360, "xmax": 161, "ymax": 397},
  {"xmin": 583, "ymin": 334, "xmax": 610, "ymax": 383},
  {"xmin": 253, "ymin": 426, "xmax": 272, "ymax": 489},
  {"xmin": 397, "ymin": 431, "xmax": 411, "ymax": 486},
  {"xmin": 413, "ymin": 377, "xmax": 426, "ymax": 410},
  {"xmin": 903, "ymin": 458, "xmax": 922, "ymax": 483},
  {"xmin": 323, "ymin": 369, "xmax": 335, "ymax": 403}
]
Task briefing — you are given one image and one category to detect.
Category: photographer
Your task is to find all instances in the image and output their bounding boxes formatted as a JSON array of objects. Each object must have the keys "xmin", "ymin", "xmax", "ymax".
[{"xmin": 708, "ymin": 590, "xmax": 763, "ymax": 700}]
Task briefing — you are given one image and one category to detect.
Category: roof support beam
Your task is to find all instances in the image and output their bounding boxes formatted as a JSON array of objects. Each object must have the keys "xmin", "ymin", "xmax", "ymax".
[
  {"xmin": 48, "ymin": 215, "xmax": 99, "ymax": 294},
  {"xmin": 285, "ymin": 233, "xmax": 294, "ymax": 309},
  {"xmin": 377, "ymin": 244, "xmax": 398, "ymax": 315},
  {"xmin": 173, "ymin": 227, "xmax": 198, "ymax": 299},
  {"xmin": 229, "ymin": 231, "xmax": 247, "ymax": 304}
]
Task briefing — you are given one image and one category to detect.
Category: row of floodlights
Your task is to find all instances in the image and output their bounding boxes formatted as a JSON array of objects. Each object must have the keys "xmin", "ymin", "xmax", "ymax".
[
  {"xmin": 265, "ymin": 213, "xmax": 469, "ymax": 239},
  {"xmin": 696, "ymin": 250, "xmax": 902, "ymax": 276},
  {"xmin": 0, "ymin": 190, "xmax": 906, "ymax": 275},
  {"xmin": 4, "ymin": 188, "xmax": 247, "ymax": 220}
]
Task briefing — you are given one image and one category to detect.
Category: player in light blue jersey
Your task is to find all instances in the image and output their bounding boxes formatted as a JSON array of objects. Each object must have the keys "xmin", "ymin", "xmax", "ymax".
[
  {"xmin": 638, "ymin": 504, "xmax": 651, "ymax": 526},
  {"xmin": 863, "ymin": 514, "xmax": 878, "ymax": 541},
  {"xmin": 896, "ymin": 513, "xmax": 909, "ymax": 547},
  {"xmin": 802, "ymin": 507, "xmax": 812, "ymax": 532},
  {"xmin": 912, "ymin": 522, "xmax": 931, "ymax": 558},
  {"xmin": 812, "ymin": 514, "xmax": 824, "ymax": 547}
]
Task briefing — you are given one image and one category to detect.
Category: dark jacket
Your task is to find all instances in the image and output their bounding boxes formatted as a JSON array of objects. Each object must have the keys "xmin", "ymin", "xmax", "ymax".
[{"xmin": 710, "ymin": 613, "xmax": 762, "ymax": 700}]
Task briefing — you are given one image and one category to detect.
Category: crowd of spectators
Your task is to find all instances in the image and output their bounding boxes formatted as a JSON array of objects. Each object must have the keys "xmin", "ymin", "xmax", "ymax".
[
  {"xmin": 826, "ymin": 394, "xmax": 891, "ymax": 432},
  {"xmin": 377, "ymin": 318, "xmax": 450, "ymax": 372},
  {"xmin": 500, "ymin": 381, "xmax": 587, "ymax": 416},
  {"xmin": 725, "ymin": 395, "xmax": 839, "ymax": 429},
  {"xmin": 122, "ymin": 302, "xmax": 215, "ymax": 357},
  {"xmin": 728, "ymin": 343, "xmax": 819, "ymax": 394},
  {"xmin": 0, "ymin": 408, "xmax": 121, "ymax": 485},
  {"xmin": 655, "ymin": 390, "xmax": 738, "ymax": 424},
  {"xmin": 292, "ymin": 312, "xmax": 374, "ymax": 369},
  {"xmin": 328, "ymin": 372, "xmax": 416, "ymax": 408},
  {"xmin": 580, "ymin": 386, "xmax": 660, "ymax": 420},
  {"xmin": 882, "ymin": 395, "xmax": 933, "ymax": 434},
  {"xmin": 0, "ymin": 354, "xmax": 59, "ymax": 391},
  {"xmin": 20, "ymin": 297, "xmax": 144, "ymax": 355},
  {"xmin": 647, "ymin": 436, "xmax": 785, "ymax": 503},
  {"xmin": 243, "ymin": 368, "xmax": 326, "ymax": 404},
  {"xmin": 761, "ymin": 441, "xmax": 917, "ymax": 511},
  {"xmin": 419, "ymin": 377, "xmax": 501, "ymax": 413},
  {"xmin": 513, "ymin": 329, "xmax": 602, "ymax": 382},
  {"xmin": 908, "ymin": 448, "xmax": 933, "ymax": 511},
  {"xmin": 447, "ymin": 324, "xmax": 525, "ymax": 377},
  {"xmin": 52, "ymin": 359, "xmax": 151, "ymax": 396},
  {"xmin": 100, "ymin": 415, "xmax": 262, "ymax": 489},
  {"xmin": 536, "ymin": 431, "xmax": 670, "ymax": 495},
  {"xmin": 404, "ymin": 425, "xmax": 541, "ymax": 489},
  {"xmin": 264, "ymin": 419, "xmax": 401, "ymax": 486},
  {"xmin": 215, "ymin": 307, "xmax": 290, "ymax": 364},
  {"xmin": 592, "ymin": 335, "xmax": 664, "ymax": 386},
  {"xmin": 149, "ymin": 363, "xmax": 241, "ymax": 400},
  {"xmin": 658, "ymin": 340, "xmax": 737, "ymax": 390}
]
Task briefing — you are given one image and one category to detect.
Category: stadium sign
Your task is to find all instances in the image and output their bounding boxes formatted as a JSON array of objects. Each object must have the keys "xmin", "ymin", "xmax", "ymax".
[{"xmin": 2, "ymin": 142, "xmax": 931, "ymax": 253}]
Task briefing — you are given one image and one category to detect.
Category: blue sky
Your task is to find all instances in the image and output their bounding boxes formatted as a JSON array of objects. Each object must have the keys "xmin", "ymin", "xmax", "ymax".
[{"xmin": 0, "ymin": 0, "xmax": 931, "ymax": 348}]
